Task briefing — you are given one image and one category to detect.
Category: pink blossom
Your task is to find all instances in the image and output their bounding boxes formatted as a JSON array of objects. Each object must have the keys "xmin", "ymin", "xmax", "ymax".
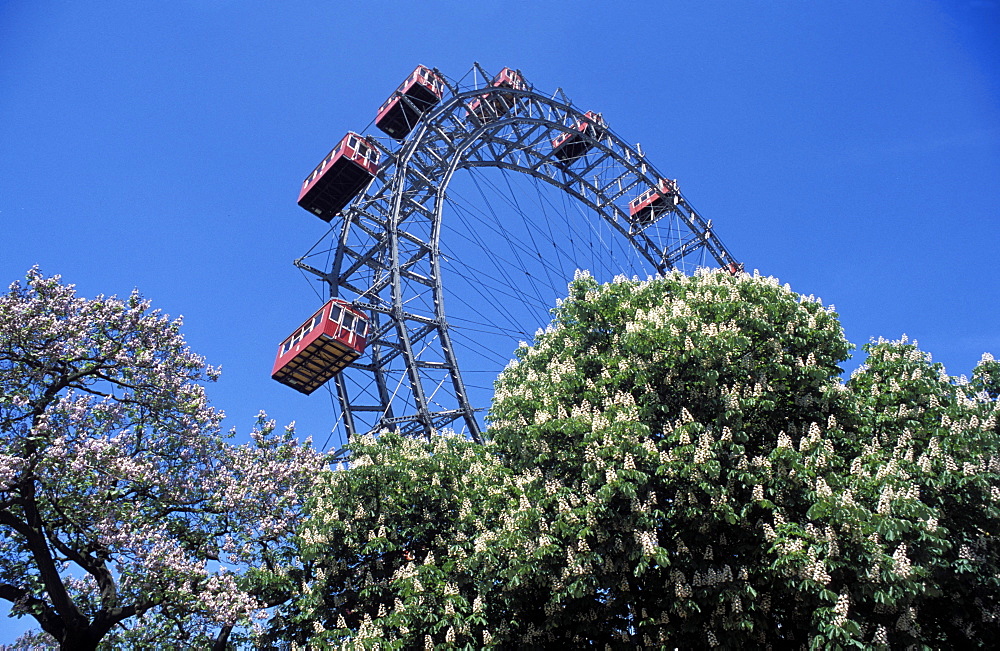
[{"xmin": 0, "ymin": 268, "xmax": 328, "ymax": 645}]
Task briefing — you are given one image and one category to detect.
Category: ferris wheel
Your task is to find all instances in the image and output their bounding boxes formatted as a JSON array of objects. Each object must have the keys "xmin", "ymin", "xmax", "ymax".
[{"xmin": 279, "ymin": 63, "xmax": 741, "ymax": 444}]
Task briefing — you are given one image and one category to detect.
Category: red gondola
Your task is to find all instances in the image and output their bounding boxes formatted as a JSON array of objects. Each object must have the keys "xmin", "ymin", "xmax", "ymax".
[
  {"xmin": 271, "ymin": 299, "xmax": 371, "ymax": 395},
  {"xmin": 551, "ymin": 111, "xmax": 606, "ymax": 165},
  {"xmin": 466, "ymin": 67, "xmax": 527, "ymax": 122},
  {"xmin": 375, "ymin": 65, "xmax": 446, "ymax": 140},
  {"xmin": 628, "ymin": 178, "xmax": 680, "ymax": 224},
  {"xmin": 297, "ymin": 132, "xmax": 380, "ymax": 222}
]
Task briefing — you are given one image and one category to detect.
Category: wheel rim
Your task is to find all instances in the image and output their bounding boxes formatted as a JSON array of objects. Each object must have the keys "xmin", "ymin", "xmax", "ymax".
[{"xmin": 294, "ymin": 65, "xmax": 740, "ymax": 443}]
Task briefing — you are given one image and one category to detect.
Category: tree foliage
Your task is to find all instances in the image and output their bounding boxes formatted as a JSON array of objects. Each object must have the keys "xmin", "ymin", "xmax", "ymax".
[
  {"xmin": 0, "ymin": 269, "xmax": 326, "ymax": 649},
  {"xmin": 276, "ymin": 269, "xmax": 1000, "ymax": 649}
]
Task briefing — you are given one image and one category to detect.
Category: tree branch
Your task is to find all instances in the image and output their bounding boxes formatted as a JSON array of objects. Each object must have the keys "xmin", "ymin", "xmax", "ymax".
[{"xmin": 0, "ymin": 582, "xmax": 64, "ymax": 641}]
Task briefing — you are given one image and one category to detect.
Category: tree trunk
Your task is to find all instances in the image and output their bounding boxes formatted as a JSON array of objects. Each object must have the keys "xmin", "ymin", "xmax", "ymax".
[{"xmin": 58, "ymin": 630, "xmax": 102, "ymax": 651}]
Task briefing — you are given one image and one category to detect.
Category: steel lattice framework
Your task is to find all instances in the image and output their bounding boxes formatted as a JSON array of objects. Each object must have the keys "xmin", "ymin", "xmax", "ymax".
[{"xmin": 295, "ymin": 64, "xmax": 740, "ymax": 442}]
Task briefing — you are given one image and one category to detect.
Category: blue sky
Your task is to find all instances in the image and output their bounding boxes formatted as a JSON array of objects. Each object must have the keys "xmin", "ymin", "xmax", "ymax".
[{"xmin": 1, "ymin": 0, "xmax": 998, "ymax": 640}]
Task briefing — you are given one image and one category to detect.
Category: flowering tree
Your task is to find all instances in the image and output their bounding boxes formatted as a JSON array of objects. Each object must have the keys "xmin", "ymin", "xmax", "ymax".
[
  {"xmin": 0, "ymin": 269, "xmax": 326, "ymax": 649},
  {"xmin": 842, "ymin": 340, "xmax": 1000, "ymax": 644},
  {"xmin": 259, "ymin": 431, "xmax": 524, "ymax": 648},
  {"xmin": 271, "ymin": 269, "xmax": 1000, "ymax": 648}
]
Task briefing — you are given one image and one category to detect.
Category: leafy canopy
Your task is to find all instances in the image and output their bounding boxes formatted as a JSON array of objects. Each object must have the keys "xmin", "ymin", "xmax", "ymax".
[{"xmin": 275, "ymin": 268, "xmax": 1000, "ymax": 650}]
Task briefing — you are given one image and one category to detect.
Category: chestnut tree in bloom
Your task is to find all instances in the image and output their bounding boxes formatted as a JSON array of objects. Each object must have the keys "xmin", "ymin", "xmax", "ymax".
[
  {"xmin": 0, "ymin": 269, "xmax": 326, "ymax": 649},
  {"xmin": 269, "ymin": 269, "xmax": 1000, "ymax": 649},
  {"xmin": 258, "ymin": 431, "xmax": 523, "ymax": 649}
]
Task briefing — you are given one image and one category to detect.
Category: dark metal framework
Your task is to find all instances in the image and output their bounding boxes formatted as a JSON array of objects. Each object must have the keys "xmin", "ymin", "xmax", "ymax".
[{"xmin": 295, "ymin": 64, "xmax": 740, "ymax": 442}]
